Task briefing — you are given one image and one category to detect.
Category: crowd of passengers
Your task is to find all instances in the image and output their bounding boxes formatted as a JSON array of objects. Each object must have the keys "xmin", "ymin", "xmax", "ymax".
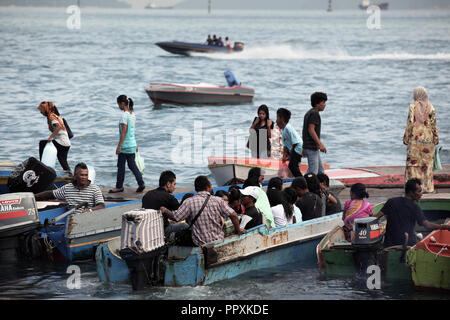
[{"xmin": 151, "ymin": 168, "xmax": 341, "ymax": 247}]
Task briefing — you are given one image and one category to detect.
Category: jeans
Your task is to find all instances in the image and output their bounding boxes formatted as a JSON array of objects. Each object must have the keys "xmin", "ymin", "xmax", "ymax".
[
  {"xmin": 303, "ymin": 148, "xmax": 324, "ymax": 175},
  {"xmin": 116, "ymin": 153, "xmax": 145, "ymax": 189},
  {"xmin": 39, "ymin": 140, "xmax": 71, "ymax": 172},
  {"xmin": 165, "ymin": 222, "xmax": 189, "ymax": 241},
  {"xmin": 288, "ymin": 150, "xmax": 303, "ymax": 177}
]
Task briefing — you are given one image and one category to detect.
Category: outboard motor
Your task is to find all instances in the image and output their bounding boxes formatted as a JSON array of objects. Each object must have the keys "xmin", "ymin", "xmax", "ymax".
[
  {"xmin": 233, "ymin": 41, "xmax": 244, "ymax": 52},
  {"xmin": 0, "ymin": 192, "xmax": 41, "ymax": 263},
  {"xmin": 119, "ymin": 209, "xmax": 166, "ymax": 290},
  {"xmin": 224, "ymin": 70, "xmax": 241, "ymax": 87},
  {"xmin": 351, "ymin": 217, "xmax": 384, "ymax": 274},
  {"xmin": 7, "ymin": 157, "xmax": 57, "ymax": 194}
]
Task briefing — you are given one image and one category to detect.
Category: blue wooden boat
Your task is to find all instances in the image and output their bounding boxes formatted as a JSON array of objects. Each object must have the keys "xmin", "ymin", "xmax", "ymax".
[
  {"xmin": 155, "ymin": 41, "xmax": 244, "ymax": 56},
  {"xmin": 34, "ymin": 200, "xmax": 142, "ymax": 262},
  {"xmin": 95, "ymin": 213, "xmax": 343, "ymax": 286}
]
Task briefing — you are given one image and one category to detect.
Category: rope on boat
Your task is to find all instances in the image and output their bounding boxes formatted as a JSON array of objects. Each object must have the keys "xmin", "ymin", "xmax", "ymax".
[{"xmin": 434, "ymin": 245, "xmax": 448, "ymax": 262}]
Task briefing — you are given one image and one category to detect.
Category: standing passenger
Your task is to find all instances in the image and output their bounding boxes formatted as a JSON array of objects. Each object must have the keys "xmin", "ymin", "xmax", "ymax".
[
  {"xmin": 276, "ymin": 108, "xmax": 303, "ymax": 177},
  {"xmin": 302, "ymin": 92, "xmax": 327, "ymax": 175},
  {"xmin": 248, "ymin": 105, "xmax": 274, "ymax": 159},
  {"xmin": 37, "ymin": 101, "xmax": 72, "ymax": 176},
  {"xmin": 109, "ymin": 95, "xmax": 145, "ymax": 193},
  {"xmin": 403, "ymin": 87, "xmax": 439, "ymax": 193}
]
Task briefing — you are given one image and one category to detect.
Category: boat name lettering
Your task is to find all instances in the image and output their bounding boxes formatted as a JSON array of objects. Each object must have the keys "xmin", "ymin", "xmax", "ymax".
[
  {"xmin": 359, "ymin": 229, "xmax": 367, "ymax": 237},
  {"xmin": 370, "ymin": 224, "xmax": 379, "ymax": 231}
]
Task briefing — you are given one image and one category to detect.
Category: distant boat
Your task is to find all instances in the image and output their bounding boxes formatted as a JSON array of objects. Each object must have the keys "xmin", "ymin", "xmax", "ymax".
[
  {"xmin": 145, "ymin": 0, "xmax": 182, "ymax": 9},
  {"xmin": 145, "ymin": 83, "xmax": 254, "ymax": 106},
  {"xmin": 145, "ymin": 71, "xmax": 254, "ymax": 106},
  {"xmin": 359, "ymin": 0, "xmax": 389, "ymax": 10},
  {"xmin": 155, "ymin": 41, "xmax": 244, "ymax": 56}
]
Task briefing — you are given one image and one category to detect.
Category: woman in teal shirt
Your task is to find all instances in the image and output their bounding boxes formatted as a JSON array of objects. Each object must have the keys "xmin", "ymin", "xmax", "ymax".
[{"xmin": 109, "ymin": 95, "xmax": 145, "ymax": 193}]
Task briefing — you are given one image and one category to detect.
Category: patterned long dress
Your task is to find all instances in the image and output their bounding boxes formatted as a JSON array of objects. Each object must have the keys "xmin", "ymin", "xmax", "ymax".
[{"xmin": 403, "ymin": 103, "xmax": 439, "ymax": 193}]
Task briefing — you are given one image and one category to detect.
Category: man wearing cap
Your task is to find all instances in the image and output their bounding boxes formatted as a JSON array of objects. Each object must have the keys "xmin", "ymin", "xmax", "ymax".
[{"xmin": 240, "ymin": 186, "xmax": 264, "ymax": 230}]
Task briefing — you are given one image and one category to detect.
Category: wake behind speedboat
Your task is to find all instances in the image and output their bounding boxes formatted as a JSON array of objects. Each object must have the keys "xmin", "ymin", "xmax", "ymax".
[
  {"xmin": 145, "ymin": 71, "xmax": 254, "ymax": 105},
  {"xmin": 155, "ymin": 41, "xmax": 244, "ymax": 56}
]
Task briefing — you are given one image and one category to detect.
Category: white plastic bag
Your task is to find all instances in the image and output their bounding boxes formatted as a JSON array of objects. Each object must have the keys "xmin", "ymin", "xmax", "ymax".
[
  {"xmin": 42, "ymin": 142, "xmax": 57, "ymax": 168},
  {"xmin": 136, "ymin": 151, "xmax": 145, "ymax": 174}
]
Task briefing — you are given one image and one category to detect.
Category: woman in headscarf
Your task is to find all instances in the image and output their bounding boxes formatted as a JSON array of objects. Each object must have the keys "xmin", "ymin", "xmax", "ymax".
[
  {"xmin": 403, "ymin": 87, "xmax": 439, "ymax": 193},
  {"xmin": 342, "ymin": 183, "xmax": 373, "ymax": 241},
  {"xmin": 37, "ymin": 101, "xmax": 72, "ymax": 176}
]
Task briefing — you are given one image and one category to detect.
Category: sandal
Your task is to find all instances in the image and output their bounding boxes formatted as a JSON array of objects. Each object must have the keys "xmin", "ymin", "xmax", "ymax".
[{"xmin": 109, "ymin": 188, "xmax": 124, "ymax": 193}]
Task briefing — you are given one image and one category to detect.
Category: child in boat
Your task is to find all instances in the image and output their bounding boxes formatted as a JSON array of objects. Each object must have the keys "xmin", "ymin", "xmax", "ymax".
[{"xmin": 342, "ymin": 183, "xmax": 373, "ymax": 241}]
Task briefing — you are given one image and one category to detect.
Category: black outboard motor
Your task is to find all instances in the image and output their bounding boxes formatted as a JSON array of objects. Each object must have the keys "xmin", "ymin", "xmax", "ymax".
[
  {"xmin": 351, "ymin": 217, "xmax": 384, "ymax": 274},
  {"xmin": 119, "ymin": 209, "xmax": 166, "ymax": 290},
  {"xmin": 0, "ymin": 192, "xmax": 41, "ymax": 263},
  {"xmin": 7, "ymin": 157, "xmax": 56, "ymax": 194},
  {"xmin": 233, "ymin": 42, "xmax": 244, "ymax": 52}
]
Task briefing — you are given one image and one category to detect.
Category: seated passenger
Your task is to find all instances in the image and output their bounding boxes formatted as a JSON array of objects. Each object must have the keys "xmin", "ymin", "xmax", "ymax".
[
  {"xmin": 317, "ymin": 173, "xmax": 342, "ymax": 215},
  {"xmin": 244, "ymin": 167, "xmax": 264, "ymax": 188},
  {"xmin": 375, "ymin": 178, "xmax": 450, "ymax": 247},
  {"xmin": 225, "ymin": 36, "xmax": 231, "ymax": 50},
  {"xmin": 228, "ymin": 188, "xmax": 245, "ymax": 215},
  {"xmin": 270, "ymin": 186, "xmax": 297, "ymax": 227},
  {"xmin": 35, "ymin": 162, "xmax": 105, "ymax": 214},
  {"xmin": 342, "ymin": 183, "xmax": 373, "ymax": 241},
  {"xmin": 239, "ymin": 186, "xmax": 263, "ymax": 230},
  {"xmin": 205, "ymin": 34, "xmax": 213, "ymax": 45},
  {"xmin": 266, "ymin": 176, "xmax": 284, "ymax": 208},
  {"xmin": 304, "ymin": 173, "xmax": 325, "ymax": 217},
  {"xmin": 291, "ymin": 176, "xmax": 322, "ymax": 221},
  {"xmin": 217, "ymin": 37, "xmax": 224, "ymax": 47},
  {"xmin": 215, "ymin": 190, "xmax": 229, "ymax": 202},
  {"xmin": 160, "ymin": 176, "xmax": 244, "ymax": 246},
  {"xmin": 212, "ymin": 34, "xmax": 218, "ymax": 46},
  {"xmin": 243, "ymin": 171, "xmax": 275, "ymax": 228},
  {"xmin": 142, "ymin": 170, "xmax": 188, "ymax": 240}
]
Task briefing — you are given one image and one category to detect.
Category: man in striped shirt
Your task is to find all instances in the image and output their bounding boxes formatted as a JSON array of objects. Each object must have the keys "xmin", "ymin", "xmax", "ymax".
[
  {"xmin": 35, "ymin": 162, "xmax": 105, "ymax": 214},
  {"xmin": 160, "ymin": 176, "xmax": 244, "ymax": 246}
]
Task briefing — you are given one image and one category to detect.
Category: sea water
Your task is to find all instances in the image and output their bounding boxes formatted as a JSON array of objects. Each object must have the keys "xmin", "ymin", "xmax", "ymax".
[{"xmin": 0, "ymin": 7, "xmax": 449, "ymax": 300}]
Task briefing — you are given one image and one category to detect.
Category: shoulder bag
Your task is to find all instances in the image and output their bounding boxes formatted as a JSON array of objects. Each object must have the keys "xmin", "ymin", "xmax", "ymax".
[
  {"xmin": 63, "ymin": 118, "xmax": 74, "ymax": 139},
  {"xmin": 175, "ymin": 194, "xmax": 211, "ymax": 246}
]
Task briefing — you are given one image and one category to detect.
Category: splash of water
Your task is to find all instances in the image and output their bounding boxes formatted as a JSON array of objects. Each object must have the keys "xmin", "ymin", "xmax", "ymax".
[{"xmin": 191, "ymin": 45, "xmax": 450, "ymax": 61}]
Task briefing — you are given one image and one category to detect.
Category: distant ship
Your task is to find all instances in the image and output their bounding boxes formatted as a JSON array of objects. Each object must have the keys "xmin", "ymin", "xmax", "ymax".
[
  {"xmin": 145, "ymin": 0, "xmax": 183, "ymax": 9},
  {"xmin": 359, "ymin": 0, "xmax": 389, "ymax": 10}
]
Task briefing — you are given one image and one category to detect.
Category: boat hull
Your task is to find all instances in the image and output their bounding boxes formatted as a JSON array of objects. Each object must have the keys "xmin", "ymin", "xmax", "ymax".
[
  {"xmin": 326, "ymin": 165, "xmax": 450, "ymax": 189},
  {"xmin": 96, "ymin": 213, "xmax": 343, "ymax": 286},
  {"xmin": 407, "ymin": 223, "xmax": 450, "ymax": 292},
  {"xmin": 145, "ymin": 83, "xmax": 254, "ymax": 105},
  {"xmin": 155, "ymin": 41, "xmax": 243, "ymax": 56},
  {"xmin": 317, "ymin": 196, "xmax": 450, "ymax": 285},
  {"xmin": 208, "ymin": 156, "xmax": 330, "ymax": 186}
]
